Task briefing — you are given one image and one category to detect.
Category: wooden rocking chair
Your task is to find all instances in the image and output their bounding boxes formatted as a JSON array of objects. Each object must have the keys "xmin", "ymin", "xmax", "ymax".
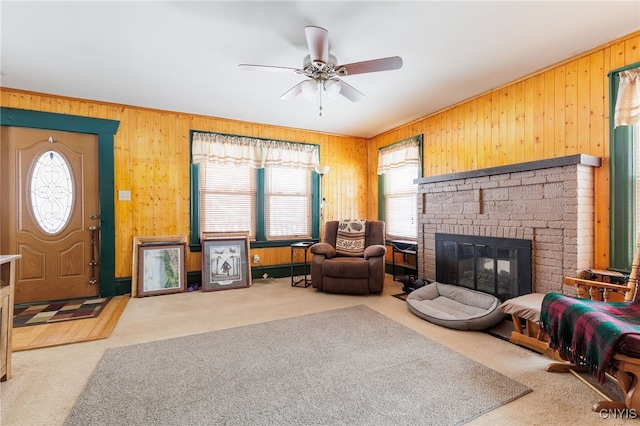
[{"xmin": 543, "ymin": 234, "xmax": 640, "ymax": 413}]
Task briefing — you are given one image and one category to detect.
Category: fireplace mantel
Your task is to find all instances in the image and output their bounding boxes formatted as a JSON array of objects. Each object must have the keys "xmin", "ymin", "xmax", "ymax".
[
  {"xmin": 414, "ymin": 154, "xmax": 601, "ymax": 185},
  {"xmin": 416, "ymin": 154, "xmax": 601, "ymax": 295}
]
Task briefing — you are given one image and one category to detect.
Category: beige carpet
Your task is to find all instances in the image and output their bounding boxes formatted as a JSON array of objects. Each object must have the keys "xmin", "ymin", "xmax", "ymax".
[
  {"xmin": 0, "ymin": 276, "xmax": 629, "ymax": 425},
  {"xmin": 65, "ymin": 305, "xmax": 531, "ymax": 425}
]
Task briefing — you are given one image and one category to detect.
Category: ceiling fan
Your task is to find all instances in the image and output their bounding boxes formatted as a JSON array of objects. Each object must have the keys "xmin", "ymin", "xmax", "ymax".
[{"xmin": 238, "ymin": 26, "xmax": 403, "ymax": 115}]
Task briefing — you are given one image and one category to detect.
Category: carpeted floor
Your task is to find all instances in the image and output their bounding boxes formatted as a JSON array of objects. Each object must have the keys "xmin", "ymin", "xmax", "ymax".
[
  {"xmin": 13, "ymin": 297, "xmax": 111, "ymax": 327},
  {"xmin": 65, "ymin": 304, "xmax": 531, "ymax": 426}
]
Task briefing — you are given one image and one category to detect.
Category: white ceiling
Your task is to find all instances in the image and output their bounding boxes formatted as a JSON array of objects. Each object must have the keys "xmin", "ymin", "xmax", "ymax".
[{"xmin": 2, "ymin": 1, "xmax": 639, "ymax": 138}]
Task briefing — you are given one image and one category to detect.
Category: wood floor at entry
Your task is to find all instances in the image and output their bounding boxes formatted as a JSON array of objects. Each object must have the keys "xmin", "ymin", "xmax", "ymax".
[{"xmin": 11, "ymin": 295, "xmax": 129, "ymax": 351}]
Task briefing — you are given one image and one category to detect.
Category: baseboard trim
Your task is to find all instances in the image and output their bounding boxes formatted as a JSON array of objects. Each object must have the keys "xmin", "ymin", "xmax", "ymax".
[{"xmin": 113, "ymin": 264, "xmax": 301, "ymax": 296}]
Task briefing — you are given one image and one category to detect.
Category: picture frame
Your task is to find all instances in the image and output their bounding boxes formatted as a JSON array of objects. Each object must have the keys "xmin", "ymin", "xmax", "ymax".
[
  {"xmin": 136, "ymin": 242, "xmax": 186, "ymax": 297},
  {"xmin": 132, "ymin": 235, "xmax": 187, "ymax": 297},
  {"xmin": 202, "ymin": 236, "xmax": 251, "ymax": 291},
  {"xmin": 201, "ymin": 231, "xmax": 249, "ymax": 240}
]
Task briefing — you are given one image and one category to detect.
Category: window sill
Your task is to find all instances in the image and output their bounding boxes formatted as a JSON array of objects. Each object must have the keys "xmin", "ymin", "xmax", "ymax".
[{"xmin": 190, "ymin": 238, "xmax": 318, "ymax": 252}]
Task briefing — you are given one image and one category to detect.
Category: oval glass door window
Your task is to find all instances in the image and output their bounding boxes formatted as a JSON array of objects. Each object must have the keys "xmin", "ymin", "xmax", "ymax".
[{"xmin": 30, "ymin": 150, "xmax": 74, "ymax": 234}]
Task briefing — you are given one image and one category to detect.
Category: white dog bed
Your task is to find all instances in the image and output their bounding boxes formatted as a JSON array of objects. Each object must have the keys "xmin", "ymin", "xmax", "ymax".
[{"xmin": 406, "ymin": 282, "xmax": 504, "ymax": 331}]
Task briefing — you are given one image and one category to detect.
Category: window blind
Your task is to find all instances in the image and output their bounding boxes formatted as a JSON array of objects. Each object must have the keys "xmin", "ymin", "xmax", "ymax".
[
  {"xmin": 384, "ymin": 164, "xmax": 419, "ymax": 240},
  {"xmin": 266, "ymin": 167, "xmax": 312, "ymax": 239},
  {"xmin": 200, "ymin": 163, "xmax": 256, "ymax": 237}
]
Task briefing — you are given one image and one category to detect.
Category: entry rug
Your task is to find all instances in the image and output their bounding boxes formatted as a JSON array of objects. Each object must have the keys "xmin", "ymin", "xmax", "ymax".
[{"xmin": 13, "ymin": 297, "xmax": 111, "ymax": 328}]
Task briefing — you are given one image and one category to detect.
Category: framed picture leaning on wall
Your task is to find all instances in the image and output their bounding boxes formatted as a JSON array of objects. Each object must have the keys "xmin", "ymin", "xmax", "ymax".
[
  {"xmin": 202, "ymin": 236, "xmax": 251, "ymax": 291},
  {"xmin": 132, "ymin": 235, "xmax": 188, "ymax": 297},
  {"xmin": 137, "ymin": 242, "xmax": 186, "ymax": 297}
]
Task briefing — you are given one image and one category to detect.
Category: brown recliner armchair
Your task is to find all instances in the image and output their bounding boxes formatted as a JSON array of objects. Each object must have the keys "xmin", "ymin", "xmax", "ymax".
[{"xmin": 310, "ymin": 220, "xmax": 387, "ymax": 295}]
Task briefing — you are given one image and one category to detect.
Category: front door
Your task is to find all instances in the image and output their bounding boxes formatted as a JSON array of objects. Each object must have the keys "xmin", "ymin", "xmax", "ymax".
[{"xmin": 1, "ymin": 127, "xmax": 100, "ymax": 303}]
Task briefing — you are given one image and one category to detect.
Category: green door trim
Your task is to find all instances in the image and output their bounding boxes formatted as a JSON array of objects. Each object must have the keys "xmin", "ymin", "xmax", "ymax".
[
  {"xmin": 1, "ymin": 107, "xmax": 121, "ymax": 296},
  {"xmin": 608, "ymin": 63, "xmax": 640, "ymax": 271}
]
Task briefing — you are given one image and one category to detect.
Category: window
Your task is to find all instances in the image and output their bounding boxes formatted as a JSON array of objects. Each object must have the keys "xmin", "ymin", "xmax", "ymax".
[
  {"xmin": 191, "ymin": 132, "xmax": 320, "ymax": 248},
  {"xmin": 266, "ymin": 166, "xmax": 312, "ymax": 239},
  {"xmin": 384, "ymin": 164, "xmax": 420, "ymax": 239},
  {"xmin": 609, "ymin": 63, "xmax": 640, "ymax": 271},
  {"xmin": 30, "ymin": 150, "xmax": 74, "ymax": 234},
  {"xmin": 200, "ymin": 163, "xmax": 256, "ymax": 237},
  {"xmin": 377, "ymin": 136, "xmax": 422, "ymax": 241}
]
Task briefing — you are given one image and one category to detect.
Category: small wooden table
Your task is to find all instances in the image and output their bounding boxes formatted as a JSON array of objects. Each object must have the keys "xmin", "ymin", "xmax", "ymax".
[{"xmin": 1, "ymin": 254, "xmax": 20, "ymax": 381}]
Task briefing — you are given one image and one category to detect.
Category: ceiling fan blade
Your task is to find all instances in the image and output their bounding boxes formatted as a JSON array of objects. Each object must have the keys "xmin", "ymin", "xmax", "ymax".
[
  {"xmin": 337, "ymin": 79, "xmax": 365, "ymax": 102},
  {"xmin": 280, "ymin": 81, "xmax": 305, "ymax": 100},
  {"xmin": 304, "ymin": 26, "xmax": 329, "ymax": 65},
  {"xmin": 238, "ymin": 64, "xmax": 302, "ymax": 74},
  {"xmin": 338, "ymin": 56, "xmax": 403, "ymax": 76}
]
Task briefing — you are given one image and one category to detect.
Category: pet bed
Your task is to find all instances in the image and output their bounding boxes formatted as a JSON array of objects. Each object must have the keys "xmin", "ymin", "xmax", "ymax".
[{"xmin": 406, "ymin": 282, "xmax": 503, "ymax": 330}]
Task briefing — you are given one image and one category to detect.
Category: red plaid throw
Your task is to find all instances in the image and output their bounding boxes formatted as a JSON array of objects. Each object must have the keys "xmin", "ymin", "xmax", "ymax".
[{"xmin": 540, "ymin": 293, "xmax": 640, "ymax": 384}]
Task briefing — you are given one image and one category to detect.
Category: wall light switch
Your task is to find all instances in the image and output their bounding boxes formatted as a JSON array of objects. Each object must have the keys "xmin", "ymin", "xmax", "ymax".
[{"xmin": 118, "ymin": 190, "xmax": 131, "ymax": 201}]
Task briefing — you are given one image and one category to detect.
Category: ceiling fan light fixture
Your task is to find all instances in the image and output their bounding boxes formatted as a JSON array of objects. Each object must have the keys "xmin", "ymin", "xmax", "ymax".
[
  {"xmin": 301, "ymin": 79, "xmax": 318, "ymax": 100},
  {"xmin": 324, "ymin": 79, "xmax": 341, "ymax": 99}
]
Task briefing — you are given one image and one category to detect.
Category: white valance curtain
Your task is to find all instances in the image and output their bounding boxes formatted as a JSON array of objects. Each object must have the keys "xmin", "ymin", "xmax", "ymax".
[
  {"xmin": 615, "ymin": 68, "xmax": 640, "ymax": 128},
  {"xmin": 377, "ymin": 137, "xmax": 421, "ymax": 174},
  {"xmin": 192, "ymin": 132, "xmax": 319, "ymax": 169}
]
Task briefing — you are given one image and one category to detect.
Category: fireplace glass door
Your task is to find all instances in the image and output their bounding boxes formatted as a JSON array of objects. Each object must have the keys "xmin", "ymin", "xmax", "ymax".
[
  {"xmin": 475, "ymin": 245, "xmax": 495, "ymax": 294},
  {"xmin": 436, "ymin": 233, "xmax": 531, "ymax": 301}
]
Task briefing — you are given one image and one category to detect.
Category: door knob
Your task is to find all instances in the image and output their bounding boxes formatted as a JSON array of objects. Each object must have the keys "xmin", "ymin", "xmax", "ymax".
[{"xmin": 90, "ymin": 214, "xmax": 99, "ymax": 220}]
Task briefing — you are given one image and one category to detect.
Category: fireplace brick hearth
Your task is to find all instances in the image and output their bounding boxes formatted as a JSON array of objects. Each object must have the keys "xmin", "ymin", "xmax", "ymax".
[{"xmin": 415, "ymin": 154, "xmax": 601, "ymax": 295}]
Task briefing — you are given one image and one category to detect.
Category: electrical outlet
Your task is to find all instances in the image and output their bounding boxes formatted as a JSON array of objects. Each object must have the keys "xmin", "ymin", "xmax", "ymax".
[{"xmin": 253, "ymin": 255, "xmax": 260, "ymax": 263}]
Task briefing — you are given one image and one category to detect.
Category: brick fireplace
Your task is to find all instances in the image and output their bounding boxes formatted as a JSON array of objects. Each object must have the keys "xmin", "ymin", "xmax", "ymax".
[{"xmin": 415, "ymin": 154, "xmax": 601, "ymax": 295}]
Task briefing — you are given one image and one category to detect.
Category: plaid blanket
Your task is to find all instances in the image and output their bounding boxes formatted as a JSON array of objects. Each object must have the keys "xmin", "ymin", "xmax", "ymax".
[{"xmin": 540, "ymin": 293, "xmax": 640, "ymax": 384}]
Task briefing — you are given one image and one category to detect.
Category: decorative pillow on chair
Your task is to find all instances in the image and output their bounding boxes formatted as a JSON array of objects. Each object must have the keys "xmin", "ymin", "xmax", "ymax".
[{"xmin": 335, "ymin": 219, "xmax": 367, "ymax": 256}]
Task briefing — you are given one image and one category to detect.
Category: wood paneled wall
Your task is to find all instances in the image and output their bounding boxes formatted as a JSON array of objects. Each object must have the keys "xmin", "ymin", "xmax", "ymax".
[
  {"xmin": 0, "ymin": 91, "xmax": 368, "ymax": 277},
  {"xmin": 2, "ymin": 30, "xmax": 639, "ymax": 278},
  {"xmin": 369, "ymin": 31, "xmax": 640, "ymax": 269}
]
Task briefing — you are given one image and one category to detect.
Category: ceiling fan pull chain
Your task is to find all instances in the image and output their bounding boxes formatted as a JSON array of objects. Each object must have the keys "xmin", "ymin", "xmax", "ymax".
[{"xmin": 319, "ymin": 84, "xmax": 323, "ymax": 117}]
